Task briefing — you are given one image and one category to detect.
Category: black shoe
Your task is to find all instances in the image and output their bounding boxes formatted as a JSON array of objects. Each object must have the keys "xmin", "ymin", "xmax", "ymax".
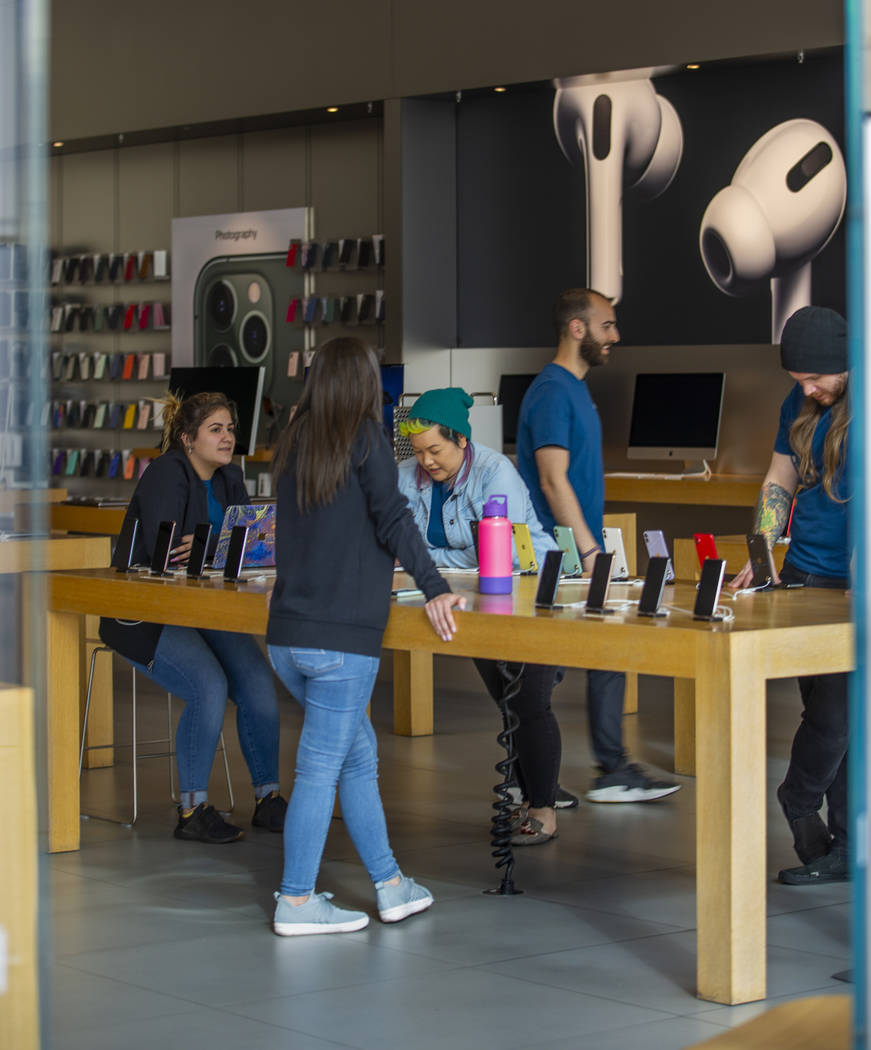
[
  {"xmin": 252, "ymin": 792, "xmax": 287, "ymax": 833},
  {"xmin": 174, "ymin": 803, "xmax": 243, "ymax": 844},
  {"xmin": 776, "ymin": 784, "xmax": 833, "ymax": 864},
  {"xmin": 586, "ymin": 763, "xmax": 680, "ymax": 803},
  {"xmin": 778, "ymin": 851, "xmax": 849, "ymax": 885}
]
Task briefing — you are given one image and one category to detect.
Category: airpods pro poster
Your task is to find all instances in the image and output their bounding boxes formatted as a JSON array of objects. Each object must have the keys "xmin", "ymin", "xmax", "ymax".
[{"xmin": 455, "ymin": 51, "xmax": 845, "ymax": 347}]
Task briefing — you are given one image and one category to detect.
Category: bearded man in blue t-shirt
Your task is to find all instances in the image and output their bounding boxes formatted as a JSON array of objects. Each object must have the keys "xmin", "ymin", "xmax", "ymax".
[
  {"xmin": 730, "ymin": 306, "xmax": 850, "ymax": 885},
  {"xmin": 517, "ymin": 288, "xmax": 679, "ymax": 804}
]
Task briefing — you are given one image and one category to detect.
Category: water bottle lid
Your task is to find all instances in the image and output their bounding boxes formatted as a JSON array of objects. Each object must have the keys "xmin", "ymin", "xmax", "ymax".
[{"xmin": 483, "ymin": 495, "xmax": 508, "ymax": 518}]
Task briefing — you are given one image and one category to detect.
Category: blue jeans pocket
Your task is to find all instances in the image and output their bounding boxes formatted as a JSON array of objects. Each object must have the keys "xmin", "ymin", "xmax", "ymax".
[{"xmin": 289, "ymin": 648, "xmax": 345, "ymax": 675}]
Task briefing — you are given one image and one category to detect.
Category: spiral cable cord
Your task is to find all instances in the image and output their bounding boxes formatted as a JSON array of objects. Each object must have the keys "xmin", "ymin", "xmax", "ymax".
[{"xmin": 485, "ymin": 660, "xmax": 524, "ymax": 896}]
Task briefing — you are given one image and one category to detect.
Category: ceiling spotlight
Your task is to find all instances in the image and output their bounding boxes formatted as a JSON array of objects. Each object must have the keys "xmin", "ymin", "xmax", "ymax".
[
  {"xmin": 52, "ymin": 141, "xmax": 64, "ymax": 148},
  {"xmin": 326, "ymin": 106, "xmax": 339, "ymax": 113},
  {"xmin": 494, "ymin": 86, "xmax": 507, "ymax": 93},
  {"xmin": 686, "ymin": 63, "xmax": 700, "ymax": 70}
]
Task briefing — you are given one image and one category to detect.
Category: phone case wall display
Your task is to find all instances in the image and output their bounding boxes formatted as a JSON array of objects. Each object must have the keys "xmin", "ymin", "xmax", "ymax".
[
  {"xmin": 51, "ymin": 350, "xmax": 168, "ymax": 382},
  {"xmin": 49, "ymin": 398, "xmax": 160, "ymax": 432},
  {"xmin": 49, "ymin": 301, "xmax": 171, "ymax": 333},
  {"xmin": 284, "ymin": 234, "xmax": 385, "ymax": 332},
  {"xmin": 50, "ymin": 447, "xmax": 151, "ymax": 481},
  {"xmin": 49, "ymin": 250, "xmax": 170, "ymax": 286}
]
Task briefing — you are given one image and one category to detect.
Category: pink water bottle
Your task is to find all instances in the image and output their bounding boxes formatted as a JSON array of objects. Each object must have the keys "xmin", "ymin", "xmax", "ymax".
[{"xmin": 478, "ymin": 495, "xmax": 513, "ymax": 594}]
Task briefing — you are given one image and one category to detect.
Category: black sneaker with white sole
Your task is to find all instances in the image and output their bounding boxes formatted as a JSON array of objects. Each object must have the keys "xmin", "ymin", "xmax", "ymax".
[{"xmin": 586, "ymin": 763, "xmax": 680, "ymax": 803}]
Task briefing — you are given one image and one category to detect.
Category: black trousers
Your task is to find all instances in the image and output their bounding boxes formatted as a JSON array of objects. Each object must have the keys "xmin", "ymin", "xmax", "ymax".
[
  {"xmin": 473, "ymin": 660, "xmax": 627, "ymax": 807},
  {"xmin": 778, "ymin": 560, "xmax": 849, "ymax": 853}
]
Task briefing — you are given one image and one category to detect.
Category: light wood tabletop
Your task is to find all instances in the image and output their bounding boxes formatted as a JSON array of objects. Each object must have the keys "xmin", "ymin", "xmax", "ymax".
[
  {"xmin": 45, "ymin": 566, "xmax": 852, "ymax": 1006},
  {"xmin": 604, "ymin": 473, "xmax": 763, "ymax": 506}
]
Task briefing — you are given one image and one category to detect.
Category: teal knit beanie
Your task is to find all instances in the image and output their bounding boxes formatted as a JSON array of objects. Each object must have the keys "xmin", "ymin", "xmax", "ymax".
[{"xmin": 407, "ymin": 387, "xmax": 474, "ymax": 438}]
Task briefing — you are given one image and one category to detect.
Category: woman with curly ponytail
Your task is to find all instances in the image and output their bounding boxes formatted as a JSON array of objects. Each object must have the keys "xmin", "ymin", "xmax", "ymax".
[{"xmin": 100, "ymin": 390, "xmax": 286, "ymax": 844}]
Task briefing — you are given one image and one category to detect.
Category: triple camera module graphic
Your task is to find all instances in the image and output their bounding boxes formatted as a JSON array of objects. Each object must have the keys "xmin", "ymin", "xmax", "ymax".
[
  {"xmin": 553, "ymin": 70, "xmax": 845, "ymax": 341},
  {"xmin": 193, "ymin": 253, "xmax": 288, "ymax": 402}
]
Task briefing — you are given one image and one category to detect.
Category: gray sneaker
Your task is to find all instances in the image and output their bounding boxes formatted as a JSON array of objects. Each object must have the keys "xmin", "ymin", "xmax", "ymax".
[
  {"xmin": 375, "ymin": 874, "xmax": 434, "ymax": 923},
  {"xmin": 273, "ymin": 891, "xmax": 369, "ymax": 936},
  {"xmin": 586, "ymin": 763, "xmax": 680, "ymax": 803}
]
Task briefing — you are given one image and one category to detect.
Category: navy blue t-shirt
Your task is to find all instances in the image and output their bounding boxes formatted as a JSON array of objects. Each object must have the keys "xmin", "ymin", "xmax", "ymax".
[
  {"xmin": 516, "ymin": 362, "xmax": 604, "ymax": 539},
  {"xmin": 774, "ymin": 382, "xmax": 849, "ymax": 578},
  {"xmin": 426, "ymin": 482, "xmax": 449, "ymax": 548}
]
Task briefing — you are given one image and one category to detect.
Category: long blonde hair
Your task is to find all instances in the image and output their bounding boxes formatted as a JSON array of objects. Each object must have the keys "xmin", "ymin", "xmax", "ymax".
[{"xmin": 789, "ymin": 384, "xmax": 850, "ymax": 502}]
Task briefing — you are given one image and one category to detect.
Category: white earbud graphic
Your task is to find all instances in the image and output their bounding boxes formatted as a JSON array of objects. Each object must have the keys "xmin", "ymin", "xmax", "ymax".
[
  {"xmin": 699, "ymin": 118, "xmax": 846, "ymax": 343},
  {"xmin": 554, "ymin": 71, "xmax": 684, "ymax": 304}
]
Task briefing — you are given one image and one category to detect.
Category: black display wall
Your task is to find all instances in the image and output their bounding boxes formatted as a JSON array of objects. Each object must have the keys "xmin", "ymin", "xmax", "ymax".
[{"xmin": 456, "ymin": 51, "xmax": 845, "ymax": 347}]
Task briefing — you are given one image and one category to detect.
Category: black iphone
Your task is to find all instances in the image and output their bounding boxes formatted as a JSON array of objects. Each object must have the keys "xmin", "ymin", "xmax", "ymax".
[
  {"xmin": 534, "ymin": 549, "xmax": 564, "ymax": 607},
  {"xmin": 223, "ymin": 525, "xmax": 249, "ymax": 581},
  {"xmin": 186, "ymin": 523, "xmax": 212, "ymax": 579},
  {"xmin": 693, "ymin": 558, "xmax": 726, "ymax": 620},
  {"xmin": 638, "ymin": 556, "xmax": 669, "ymax": 617},
  {"xmin": 746, "ymin": 533, "xmax": 776, "ymax": 588},
  {"xmin": 585, "ymin": 552, "xmax": 615, "ymax": 614},
  {"xmin": 112, "ymin": 517, "xmax": 139, "ymax": 572},
  {"xmin": 150, "ymin": 520, "xmax": 176, "ymax": 576}
]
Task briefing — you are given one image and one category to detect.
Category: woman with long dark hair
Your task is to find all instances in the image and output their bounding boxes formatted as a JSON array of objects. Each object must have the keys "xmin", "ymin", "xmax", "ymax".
[
  {"xmin": 267, "ymin": 338, "xmax": 465, "ymax": 935},
  {"xmin": 100, "ymin": 391, "xmax": 285, "ymax": 843}
]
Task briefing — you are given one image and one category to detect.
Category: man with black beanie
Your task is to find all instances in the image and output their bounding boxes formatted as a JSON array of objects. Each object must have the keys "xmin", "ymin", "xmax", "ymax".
[{"xmin": 730, "ymin": 305, "xmax": 850, "ymax": 884}]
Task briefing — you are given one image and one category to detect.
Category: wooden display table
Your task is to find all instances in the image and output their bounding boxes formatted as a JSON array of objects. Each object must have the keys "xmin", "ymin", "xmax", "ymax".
[
  {"xmin": 50, "ymin": 503, "xmax": 126, "ymax": 535},
  {"xmin": 685, "ymin": 994, "xmax": 850, "ymax": 1049},
  {"xmin": 605, "ymin": 473, "xmax": 762, "ymax": 507},
  {"xmin": 46, "ymin": 565, "xmax": 852, "ymax": 1005},
  {"xmin": 671, "ymin": 535, "xmax": 790, "ymax": 776}
]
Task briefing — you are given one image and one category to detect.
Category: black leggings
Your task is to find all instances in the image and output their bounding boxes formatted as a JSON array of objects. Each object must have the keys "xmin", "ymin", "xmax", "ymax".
[{"xmin": 473, "ymin": 659, "xmax": 562, "ymax": 808}]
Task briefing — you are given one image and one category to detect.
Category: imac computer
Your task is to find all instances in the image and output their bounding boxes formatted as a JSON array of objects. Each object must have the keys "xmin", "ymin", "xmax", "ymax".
[
  {"xmin": 626, "ymin": 372, "xmax": 725, "ymax": 476},
  {"xmin": 498, "ymin": 374, "xmax": 537, "ymax": 447},
  {"xmin": 169, "ymin": 365, "xmax": 265, "ymax": 457}
]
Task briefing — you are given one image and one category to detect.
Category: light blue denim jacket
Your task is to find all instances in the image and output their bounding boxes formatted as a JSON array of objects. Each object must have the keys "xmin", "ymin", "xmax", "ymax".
[{"xmin": 397, "ymin": 441, "xmax": 557, "ymax": 570}]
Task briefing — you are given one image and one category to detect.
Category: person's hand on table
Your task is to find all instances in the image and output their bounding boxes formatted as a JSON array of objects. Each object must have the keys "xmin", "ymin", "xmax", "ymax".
[
  {"xmin": 425, "ymin": 592, "xmax": 466, "ymax": 641},
  {"xmin": 729, "ymin": 557, "xmax": 781, "ymax": 590},
  {"xmin": 170, "ymin": 533, "xmax": 193, "ymax": 565}
]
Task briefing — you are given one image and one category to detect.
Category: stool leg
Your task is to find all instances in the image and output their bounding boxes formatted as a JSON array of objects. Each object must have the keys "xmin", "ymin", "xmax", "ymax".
[
  {"xmin": 79, "ymin": 647, "xmax": 101, "ymax": 776},
  {"xmin": 126, "ymin": 669, "xmax": 138, "ymax": 828},
  {"xmin": 167, "ymin": 693, "xmax": 178, "ymax": 803},
  {"xmin": 218, "ymin": 731, "xmax": 234, "ymax": 812}
]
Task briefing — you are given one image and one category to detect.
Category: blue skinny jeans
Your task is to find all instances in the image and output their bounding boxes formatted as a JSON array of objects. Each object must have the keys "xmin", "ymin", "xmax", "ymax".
[
  {"xmin": 130, "ymin": 626, "xmax": 280, "ymax": 805},
  {"xmin": 267, "ymin": 646, "xmax": 399, "ymax": 897}
]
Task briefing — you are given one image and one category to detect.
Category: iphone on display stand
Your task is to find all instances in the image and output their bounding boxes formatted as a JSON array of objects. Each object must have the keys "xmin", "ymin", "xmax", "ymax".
[
  {"xmin": 511, "ymin": 522, "xmax": 538, "ymax": 573},
  {"xmin": 642, "ymin": 529, "xmax": 675, "ymax": 583},
  {"xmin": 553, "ymin": 525, "xmax": 582, "ymax": 576},
  {"xmin": 693, "ymin": 558, "xmax": 726, "ymax": 621},
  {"xmin": 601, "ymin": 527, "xmax": 629, "ymax": 581},
  {"xmin": 585, "ymin": 552, "xmax": 615, "ymax": 614},
  {"xmin": 693, "ymin": 532, "xmax": 719, "ymax": 570},
  {"xmin": 746, "ymin": 533, "xmax": 776, "ymax": 589},
  {"xmin": 186, "ymin": 523, "xmax": 212, "ymax": 579},
  {"xmin": 223, "ymin": 525, "xmax": 249, "ymax": 581},
  {"xmin": 150, "ymin": 520, "xmax": 176, "ymax": 576},
  {"xmin": 535, "ymin": 549, "xmax": 564, "ymax": 607},
  {"xmin": 638, "ymin": 556, "xmax": 669, "ymax": 617},
  {"xmin": 112, "ymin": 517, "xmax": 139, "ymax": 572}
]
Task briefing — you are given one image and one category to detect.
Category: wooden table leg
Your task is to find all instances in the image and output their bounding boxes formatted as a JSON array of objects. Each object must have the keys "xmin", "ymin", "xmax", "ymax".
[
  {"xmin": 623, "ymin": 672, "xmax": 638, "ymax": 715},
  {"xmin": 674, "ymin": 678, "xmax": 695, "ymax": 775},
  {"xmin": 392, "ymin": 650, "xmax": 433, "ymax": 736},
  {"xmin": 0, "ymin": 685, "xmax": 40, "ymax": 1048},
  {"xmin": 695, "ymin": 632, "xmax": 767, "ymax": 1004},
  {"xmin": 46, "ymin": 609, "xmax": 82, "ymax": 853}
]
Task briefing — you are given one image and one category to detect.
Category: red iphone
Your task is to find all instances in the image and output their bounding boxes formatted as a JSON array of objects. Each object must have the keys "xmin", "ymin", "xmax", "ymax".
[{"xmin": 693, "ymin": 532, "xmax": 719, "ymax": 570}]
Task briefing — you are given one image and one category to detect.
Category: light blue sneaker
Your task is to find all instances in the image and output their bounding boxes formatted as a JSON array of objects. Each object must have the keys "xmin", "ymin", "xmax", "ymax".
[
  {"xmin": 375, "ymin": 874, "xmax": 434, "ymax": 923},
  {"xmin": 273, "ymin": 891, "xmax": 369, "ymax": 936}
]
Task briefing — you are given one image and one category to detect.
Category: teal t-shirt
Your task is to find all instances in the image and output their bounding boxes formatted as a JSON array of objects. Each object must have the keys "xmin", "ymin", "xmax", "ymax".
[{"xmin": 202, "ymin": 478, "xmax": 226, "ymax": 535}]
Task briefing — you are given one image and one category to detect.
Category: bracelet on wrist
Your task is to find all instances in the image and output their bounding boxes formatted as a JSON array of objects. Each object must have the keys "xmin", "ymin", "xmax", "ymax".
[{"xmin": 580, "ymin": 546, "xmax": 602, "ymax": 560}]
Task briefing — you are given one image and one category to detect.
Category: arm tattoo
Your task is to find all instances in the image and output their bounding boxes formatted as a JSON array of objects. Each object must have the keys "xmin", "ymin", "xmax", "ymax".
[{"xmin": 754, "ymin": 482, "xmax": 792, "ymax": 545}]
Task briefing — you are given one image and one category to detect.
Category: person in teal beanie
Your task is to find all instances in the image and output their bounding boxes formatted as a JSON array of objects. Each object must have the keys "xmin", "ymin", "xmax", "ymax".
[{"xmin": 397, "ymin": 386, "xmax": 572, "ymax": 845}]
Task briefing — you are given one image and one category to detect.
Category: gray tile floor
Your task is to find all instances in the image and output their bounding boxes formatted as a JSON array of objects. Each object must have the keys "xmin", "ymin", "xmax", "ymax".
[{"xmin": 45, "ymin": 656, "xmax": 852, "ymax": 1050}]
